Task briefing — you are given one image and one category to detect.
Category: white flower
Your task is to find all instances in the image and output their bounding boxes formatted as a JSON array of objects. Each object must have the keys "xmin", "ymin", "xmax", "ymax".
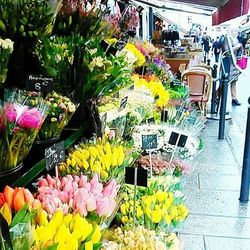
[
  {"xmin": 55, "ymin": 54, "xmax": 62, "ymax": 63},
  {"xmin": 88, "ymin": 56, "xmax": 105, "ymax": 72},
  {"xmin": 0, "ymin": 38, "xmax": 14, "ymax": 51}
]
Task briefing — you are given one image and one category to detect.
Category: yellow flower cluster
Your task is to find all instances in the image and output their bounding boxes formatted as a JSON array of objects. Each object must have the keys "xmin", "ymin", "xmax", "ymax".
[
  {"xmin": 132, "ymin": 75, "xmax": 170, "ymax": 109},
  {"xmin": 33, "ymin": 211, "xmax": 101, "ymax": 250},
  {"xmin": 142, "ymin": 191, "xmax": 189, "ymax": 225},
  {"xmin": 125, "ymin": 43, "xmax": 146, "ymax": 67},
  {"xmin": 119, "ymin": 190, "xmax": 188, "ymax": 229},
  {"xmin": 59, "ymin": 138, "xmax": 125, "ymax": 181}
]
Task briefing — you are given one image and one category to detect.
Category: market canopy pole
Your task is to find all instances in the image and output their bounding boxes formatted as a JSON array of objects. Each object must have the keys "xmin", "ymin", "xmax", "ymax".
[
  {"xmin": 149, "ymin": 7, "xmax": 154, "ymax": 41},
  {"xmin": 239, "ymin": 97, "xmax": 250, "ymax": 202}
]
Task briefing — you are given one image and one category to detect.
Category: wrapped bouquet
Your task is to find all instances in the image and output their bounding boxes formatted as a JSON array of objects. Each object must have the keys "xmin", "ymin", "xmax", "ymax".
[
  {"xmin": 0, "ymin": 92, "xmax": 47, "ymax": 172},
  {"xmin": 36, "ymin": 91, "xmax": 77, "ymax": 141}
]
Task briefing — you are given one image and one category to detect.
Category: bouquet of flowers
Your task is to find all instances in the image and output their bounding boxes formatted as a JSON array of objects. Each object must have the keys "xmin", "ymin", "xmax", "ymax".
[
  {"xmin": 36, "ymin": 91, "xmax": 77, "ymax": 141},
  {"xmin": 0, "ymin": 92, "xmax": 47, "ymax": 172},
  {"xmin": 134, "ymin": 41, "xmax": 159, "ymax": 59},
  {"xmin": 33, "ymin": 210, "xmax": 102, "ymax": 250},
  {"xmin": 0, "ymin": 38, "xmax": 14, "ymax": 85},
  {"xmin": 35, "ymin": 36, "xmax": 75, "ymax": 94},
  {"xmin": 132, "ymin": 74, "xmax": 170, "ymax": 109}
]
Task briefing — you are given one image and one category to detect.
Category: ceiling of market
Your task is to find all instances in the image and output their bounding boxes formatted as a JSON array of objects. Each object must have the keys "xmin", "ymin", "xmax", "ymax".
[{"xmin": 169, "ymin": 0, "xmax": 225, "ymax": 8}]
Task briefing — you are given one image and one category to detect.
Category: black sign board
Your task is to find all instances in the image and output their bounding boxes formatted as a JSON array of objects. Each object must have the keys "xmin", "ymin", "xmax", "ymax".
[
  {"xmin": 129, "ymin": 85, "xmax": 135, "ymax": 90},
  {"xmin": 45, "ymin": 141, "xmax": 65, "ymax": 171},
  {"xmin": 178, "ymin": 134, "xmax": 188, "ymax": 148},
  {"xmin": 147, "ymin": 117, "xmax": 155, "ymax": 124},
  {"xmin": 161, "ymin": 110, "xmax": 168, "ymax": 122},
  {"xmin": 169, "ymin": 132, "xmax": 179, "ymax": 145},
  {"xmin": 169, "ymin": 132, "xmax": 188, "ymax": 148},
  {"xmin": 142, "ymin": 134, "xmax": 157, "ymax": 150},
  {"xmin": 26, "ymin": 74, "xmax": 53, "ymax": 93},
  {"xmin": 120, "ymin": 96, "xmax": 128, "ymax": 110},
  {"xmin": 100, "ymin": 40, "xmax": 117, "ymax": 56},
  {"xmin": 125, "ymin": 167, "xmax": 148, "ymax": 187}
]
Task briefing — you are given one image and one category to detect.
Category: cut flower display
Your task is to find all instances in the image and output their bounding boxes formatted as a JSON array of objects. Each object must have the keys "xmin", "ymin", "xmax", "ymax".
[
  {"xmin": 36, "ymin": 174, "xmax": 120, "ymax": 221},
  {"xmin": 0, "ymin": 93, "xmax": 47, "ymax": 172},
  {"xmin": 37, "ymin": 91, "xmax": 77, "ymax": 140},
  {"xmin": 59, "ymin": 137, "xmax": 129, "ymax": 182}
]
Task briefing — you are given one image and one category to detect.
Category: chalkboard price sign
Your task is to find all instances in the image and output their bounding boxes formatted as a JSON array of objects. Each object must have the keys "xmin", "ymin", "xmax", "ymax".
[
  {"xmin": 120, "ymin": 96, "xmax": 128, "ymax": 110},
  {"xmin": 125, "ymin": 167, "xmax": 148, "ymax": 187},
  {"xmin": 147, "ymin": 117, "xmax": 155, "ymax": 124},
  {"xmin": 161, "ymin": 110, "xmax": 168, "ymax": 122},
  {"xmin": 142, "ymin": 134, "xmax": 157, "ymax": 150},
  {"xmin": 168, "ymin": 132, "xmax": 188, "ymax": 148},
  {"xmin": 26, "ymin": 75, "xmax": 53, "ymax": 93},
  {"xmin": 45, "ymin": 141, "xmax": 65, "ymax": 171}
]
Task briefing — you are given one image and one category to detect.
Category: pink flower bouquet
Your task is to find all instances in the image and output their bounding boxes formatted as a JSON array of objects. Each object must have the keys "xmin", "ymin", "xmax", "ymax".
[
  {"xmin": 0, "ymin": 99, "xmax": 47, "ymax": 172},
  {"xmin": 36, "ymin": 174, "xmax": 120, "ymax": 223}
]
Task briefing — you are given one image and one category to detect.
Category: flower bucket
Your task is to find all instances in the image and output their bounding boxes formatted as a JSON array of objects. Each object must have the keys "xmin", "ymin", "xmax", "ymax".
[
  {"xmin": 0, "ymin": 162, "xmax": 23, "ymax": 190},
  {"xmin": 23, "ymin": 135, "xmax": 60, "ymax": 171}
]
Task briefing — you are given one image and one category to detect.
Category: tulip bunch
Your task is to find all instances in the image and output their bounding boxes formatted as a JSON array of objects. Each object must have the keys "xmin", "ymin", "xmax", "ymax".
[
  {"xmin": 36, "ymin": 174, "xmax": 120, "ymax": 221},
  {"xmin": 172, "ymin": 159, "xmax": 190, "ymax": 177},
  {"xmin": 119, "ymin": 190, "xmax": 188, "ymax": 232},
  {"xmin": 37, "ymin": 91, "xmax": 77, "ymax": 140},
  {"xmin": 0, "ymin": 185, "xmax": 40, "ymax": 225},
  {"xmin": 102, "ymin": 226, "xmax": 180, "ymax": 250},
  {"xmin": 132, "ymin": 74, "xmax": 170, "ymax": 109},
  {"xmin": 59, "ymin": 138, "xmax": 127, "ymax": 182},
  {"xmin": 33, "ymin": 210, "xmax": 102, "ymax": 250}
]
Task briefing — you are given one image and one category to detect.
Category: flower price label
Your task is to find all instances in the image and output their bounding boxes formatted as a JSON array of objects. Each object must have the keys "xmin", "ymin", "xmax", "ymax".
[
  {"xmin": 125, "ymin": 167, "xmax": 148, "ymax": 187},
  {"xmin": 45, "ymin": 141, "xmax": 65, "ymax": 172},
  {"xmin": 169, "ymin": 132, "xmax": 188, "ymax": 148},
  {"xmin": 120, "ymin": 96, "xmax": 128, "ymax": 110},
  {"xmin": 26, "ymin": 74, "xmax": 53, "ymax": 93},
  {"xmin": 142, "ymin": 134, "xmax": 158, "ymax": 150},
  {"xmin": 147, "ymin": 117, "xmax": 155, "ymax": 124}
]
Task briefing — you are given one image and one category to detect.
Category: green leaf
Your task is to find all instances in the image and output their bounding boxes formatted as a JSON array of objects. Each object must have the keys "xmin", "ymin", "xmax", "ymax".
[
  {"xmin": 10, "ymin": 204, "xmax": 28, "ymax": 228},
  {"xmin": 0, "ymin": 213, "xmax": 13, "ymax": 250},
  {"xmin": 93, "ymin": 243, "xmax": 102, "ymax": 250},
  {"xmin": 45, "ymin": 243, "xmax": 58, "ymax": 250}
]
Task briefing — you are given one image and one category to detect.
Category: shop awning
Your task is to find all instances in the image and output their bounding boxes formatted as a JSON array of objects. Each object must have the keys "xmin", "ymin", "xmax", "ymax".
[{"xmin": 212, "ymin": 0, "xmax": 249, "ymax": 25}]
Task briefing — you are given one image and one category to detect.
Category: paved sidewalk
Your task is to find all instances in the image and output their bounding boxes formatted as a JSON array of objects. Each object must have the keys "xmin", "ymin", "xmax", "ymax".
[{"xmin": 177, "ymin": 65, "xmax": 250, "ymax": 249}]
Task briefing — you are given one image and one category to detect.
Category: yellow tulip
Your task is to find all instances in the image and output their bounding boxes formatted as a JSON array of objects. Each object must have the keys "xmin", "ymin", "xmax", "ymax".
[
  {"xmin": 100, "ymin": 170, "xmax": 108, "ymax": 179},
  {"xmin": 85, "ymin": 241, "xmax": 93, "ymax": 250},
  {"xmin": 136, "ymin": 207, "xmax": 143, "ymax": 218},
  {"xmin": 120, "ymin": 204, "xmax": 127, "ymax": 215},
  {"xmin": 164, "ymin": 214, "xmax": 172, "ymax": 225},
  {"xmin": 50, "ymin": 210, "xmax": 64, "ymax": 229},
  {"xmin": 54, "ymin": 224, "xmax": 68, "ymax": 244},
  {"xmin": 81, "ymin": 149, "xmax": 90, "ymax": 159},
  {"xmin": 121, "ymin": 215, "xmax": 128, "ymax": 224},
  {"xmin": 151, "ymin": 209, "xmax": 162, "ymax": 223},
  {"xmin": 0, "ymin": 203, "xmax": 12, "ymax": 225},
  {"xmin": 91, "ymin": 225, "xmax": 102, "ymax": 243},
  {"xmin": 36, "ymin": 209, "xmax": 48, "ymax": 226}
]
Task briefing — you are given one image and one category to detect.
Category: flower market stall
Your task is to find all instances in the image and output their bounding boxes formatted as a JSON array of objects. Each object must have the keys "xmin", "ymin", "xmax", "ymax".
[{"xmin": 0, "ymin": 1, "xmax": 206, "ymax": 249}]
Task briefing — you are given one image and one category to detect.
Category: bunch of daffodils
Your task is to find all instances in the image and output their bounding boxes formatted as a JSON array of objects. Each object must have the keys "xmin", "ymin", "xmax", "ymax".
[{"xmin": 33, "ymin": 210, "xmax": 102, "ymax": 250}]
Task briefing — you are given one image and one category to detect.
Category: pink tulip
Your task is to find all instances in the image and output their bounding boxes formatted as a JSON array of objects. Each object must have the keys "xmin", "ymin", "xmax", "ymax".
[
  {"xmin": 90, "ymin": 174, "xmax": 103, "ymax": 195},
  {"xmin": 103, "ymin": 180, "xmax": 119, "ymax": 199},
  {"xmin": 75, "ymin": 202, "xmax": 87, "ymax": 217},
  {"xmin": 38, "ymin": 178, "xmax": 48, "ymax": 187},
  {"xmin": 78, "ymin": 175, "xmax": 87, "ymax": 187},
  {"xmin": 86, "ymin": 195, "xmax": 96, "ymax": 212},
  {"xmin": 96, "ymin": 197, "xmax": 111, "ymax": 217}
]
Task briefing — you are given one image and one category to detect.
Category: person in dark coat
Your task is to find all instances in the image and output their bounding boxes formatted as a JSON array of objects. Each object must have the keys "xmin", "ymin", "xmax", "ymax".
[
  {"xmin": 202, "ymin": 35, "xmax": 210, "ymax": 62},
  {"xmin": 212, "ymin": 37, "xmax": 222, "ymax": 63}
]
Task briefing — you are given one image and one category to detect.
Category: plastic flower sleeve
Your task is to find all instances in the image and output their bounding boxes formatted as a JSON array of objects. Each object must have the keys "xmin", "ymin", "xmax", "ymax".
[
  {"xmin": 36, "ymin": 91, "xmax": 78, "ymax": 140},
  {"xmin": 0, "ymin": 96, "xmax": 48, "ymax": 173}
]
